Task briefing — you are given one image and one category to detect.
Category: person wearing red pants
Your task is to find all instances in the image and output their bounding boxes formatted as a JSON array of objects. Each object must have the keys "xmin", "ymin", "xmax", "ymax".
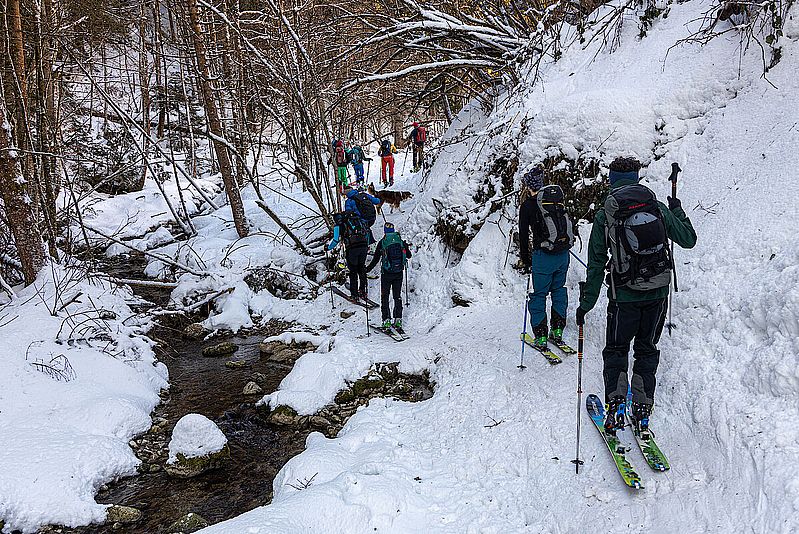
[{"xmin": 378, "ymin": 139, "xmax": 397, "ymax": 186}]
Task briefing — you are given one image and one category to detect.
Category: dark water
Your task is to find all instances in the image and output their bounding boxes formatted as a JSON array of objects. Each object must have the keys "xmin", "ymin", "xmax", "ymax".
[{"xmin": 67, "ymin": 256, "xmax": 312, "ymax": 533}]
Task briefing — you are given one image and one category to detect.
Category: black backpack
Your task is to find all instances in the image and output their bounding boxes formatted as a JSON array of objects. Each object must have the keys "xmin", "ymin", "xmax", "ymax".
[
  {"xmin": 335, "ymin": 211, "xmax": 368, "ymax": 247},
  {"xmin": 604, "ymin": 184, "xmax": 672, "ymax": 295},
  {"xmin": 353, "ymin": 192, "xmax": 377, "ymax": 227},
  {"xmin": 381, "ymin": 232, "xmax": 406, "ymax": 273},
  {"xmin": 534, "ymin": 185, "xmax": 575, "ymax": 253},
  {"xmin": 378, "ymin": 140, "xmax": 391, "ymax": 157}
]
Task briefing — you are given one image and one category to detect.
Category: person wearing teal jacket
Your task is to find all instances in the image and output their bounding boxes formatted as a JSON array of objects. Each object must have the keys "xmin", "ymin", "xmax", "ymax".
[{"xmin": 576, "ymin": 157, "xmax": 697, "ymax": 434}]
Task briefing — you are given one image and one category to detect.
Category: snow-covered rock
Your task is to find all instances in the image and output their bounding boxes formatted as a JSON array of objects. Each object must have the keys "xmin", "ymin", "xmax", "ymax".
[{"xmin": 165, "ymin": 414, "xmax": 229, "ymax": 478}]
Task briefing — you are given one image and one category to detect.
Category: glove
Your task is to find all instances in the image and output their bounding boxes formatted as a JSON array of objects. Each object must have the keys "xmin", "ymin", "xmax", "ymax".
[
  {"xmin": 575, "ymin": 307, "xmax": 587, "ymax": 326},
  {"xmin": 667, "ymin": 196, "xmax": 681, "ymax": 210},
  {"xmin": 578, "ymin": 281, "xmax": 586, "ymax": 302}
]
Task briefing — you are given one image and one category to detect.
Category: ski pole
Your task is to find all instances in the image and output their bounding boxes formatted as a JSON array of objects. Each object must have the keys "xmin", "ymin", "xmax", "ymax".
[
  {"xmin": 401, "ymin": 145, "xmax": 409, "ymax": 175},
  {"xmin": 569, "ymin": 250, "xmax": 588, "ymax": 269},
  {"xmin": 365, "ymin": 285, "xmax": 371, "ymax": 337},
  {"xmin": 571, "ymin": 324, "xmax": 585, "ymax": 473},
  {"xmin": 518, "ymin": 273, "xmax": 531, "ymax": 370},
  {"xmin": 504, "ymin": 219, "xmax": 515, "ymax": 269},
  {"xmin": 404, "ymin": 263, "xmax": 410, "ymax": 306},
  {"xmin": 666, "ymin": 162, "xmax": 681, "ymax": 336},
  {"xmin": 326, "ymin": 250, "xmax": 335, "ymax": 310}
]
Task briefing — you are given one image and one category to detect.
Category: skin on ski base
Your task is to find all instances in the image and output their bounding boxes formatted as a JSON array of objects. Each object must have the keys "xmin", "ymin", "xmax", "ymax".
[
  {"xmin": 586, "ymin": 394, "xmax": 643, "ymax": 489},
  {"xmin": 520, "ymin": 333, "xmax": 562, "ymax": 364}
]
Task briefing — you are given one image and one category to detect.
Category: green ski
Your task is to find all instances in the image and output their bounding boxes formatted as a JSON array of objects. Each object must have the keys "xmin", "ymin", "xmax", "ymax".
[
  {"xmin": 586, "ymin": 394, "xmax": 643, "ymax": 489},
  {"xmin": 520, "ymin": 333, "xmax": 561, "ymax": 364}
]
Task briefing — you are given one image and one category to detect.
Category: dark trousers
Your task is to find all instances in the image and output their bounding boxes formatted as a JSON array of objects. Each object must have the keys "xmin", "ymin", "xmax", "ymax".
[
  {"xmin": 602, "ymin": 298, "xmax": 667, "ymax": 405},
  {"xmin": 346, "ymin": 246, "xmax": 368, "ymax": 298},
  {"xmin": 380, "ymin": 272, "xmax": 403, "ymax": 320},
  {"xmin": 412, "ymin": 144, "xmax": 424, "ymax": 169}
]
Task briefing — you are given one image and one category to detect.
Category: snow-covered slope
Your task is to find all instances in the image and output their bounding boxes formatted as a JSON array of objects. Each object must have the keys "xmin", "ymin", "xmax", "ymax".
[{"xmin": 198, "ymin": 1, "xmax": 799, "ymax": 532}]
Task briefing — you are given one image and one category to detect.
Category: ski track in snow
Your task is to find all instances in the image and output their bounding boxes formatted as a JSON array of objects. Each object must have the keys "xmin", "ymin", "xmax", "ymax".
[
  {"xmin": 2, "ymin": 0, "xmax": 798, "ymax": 532},
  {"xmin": 199, "ymin": 2, "xmax": 799, "ymax": 532}
]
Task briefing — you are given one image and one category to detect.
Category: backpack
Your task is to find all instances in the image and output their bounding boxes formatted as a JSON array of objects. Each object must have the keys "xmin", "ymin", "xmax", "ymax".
[
  {"xmin": 381, "ymin": 232, "xmax": 406, "ymax": 273},
  {"xmin": 379, "ymin": 140, "xmax": 391, "ymax": 157},
  {"xmin": 416, "ymin": 126, "xmax": 427, "ymax": 143},
  {"xmin": 534, "ymin": 185, "xmax": 575, "ymax": 253},
  {"xmin": 335, "ymin": 211, "xmax": 368, "ymax": 247},
  {"xmin": 335, "ymin": 146, "xmax": 347, "ymax": 167},
  {"xmin": 604, "ymin": 184, "xmax": 672, "ymax": 295},
  {"xmin": 353, "ymin": 192, "xmax": 377, "ymax": 227},
  {"xmin": 350, "ymin": 147, "xmax": 363, "ymax": 165}
]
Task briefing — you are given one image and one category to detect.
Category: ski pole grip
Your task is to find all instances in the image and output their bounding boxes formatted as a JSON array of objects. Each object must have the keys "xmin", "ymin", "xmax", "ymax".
[{"xmin": 578, "ymin": 324, "xmax": 584, "ymax": 355}]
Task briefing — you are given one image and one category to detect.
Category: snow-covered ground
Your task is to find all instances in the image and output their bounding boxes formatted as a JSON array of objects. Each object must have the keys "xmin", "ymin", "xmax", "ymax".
[
  {"xmin": 0, "ymin": 267, "xmax": 167, "ymax": 532},
  {"xmin": 2, "ymin": 0, "xmax": 798, "ymax": 532},
  {"xmin": 195, "ymin": 1, "xmax": 799, "ymax": 532}
]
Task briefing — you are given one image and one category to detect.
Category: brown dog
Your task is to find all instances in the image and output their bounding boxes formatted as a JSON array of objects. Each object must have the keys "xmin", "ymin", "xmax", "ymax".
[{"xmin": 367, "ymin": 183, "xmax": 413, "ymax": 215}]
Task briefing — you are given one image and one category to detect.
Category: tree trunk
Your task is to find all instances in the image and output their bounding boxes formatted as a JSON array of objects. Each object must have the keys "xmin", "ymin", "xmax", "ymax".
[
  {"xmin": 185, "ymin": 0, "xmax": 248, "ymax": 238},
  {"xmin": 133, "ymin": 0, "xmax": 151, "ymax": 192},
  {"xmin": 0, "ymin": 101, "xmax": 47, "ymax": 285}
]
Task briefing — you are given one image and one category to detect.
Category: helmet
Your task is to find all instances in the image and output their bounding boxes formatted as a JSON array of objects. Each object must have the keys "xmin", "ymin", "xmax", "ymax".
[{"xmin": 384, "ymin": 222, "xmax": 395, "ymax": 233}]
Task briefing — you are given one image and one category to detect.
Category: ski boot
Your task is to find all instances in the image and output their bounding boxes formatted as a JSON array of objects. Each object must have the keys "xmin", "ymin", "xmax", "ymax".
[
  {"xmin": 604, "ymin": 395, "xmax": 626, "ymax": 435},
  {"xmin": 532, "ymin": 335, "xmax": 548, "ymax": 349},
  {"xmin": 630, "ymin": 402, "xmax": 653, "ymax": 434},
  {"xmin": 393, "ymin": 318, "xmax": 403, "ymax": 333},
  {"xmin": 548, "ymin": 327, "xmax": 564, "ymax": 344},
  {"xmin": 382, "ymin": 318, "xmax": 393, "ymax": 330}
]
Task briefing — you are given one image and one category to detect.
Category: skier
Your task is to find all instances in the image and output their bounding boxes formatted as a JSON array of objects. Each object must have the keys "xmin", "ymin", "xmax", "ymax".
[
  {"xmin": 342, "ymin": 185, "xmax": 380, "ymax": 244},
  {"xmin": 366, "ymin": 222, "xmax": 412, "ymax": 330},
  {"xmin": 407, "ymin": 121, "xmax": 427, "ymax": 172},
  {"xmin": 518, "ymin": 166, "xmax": 575, "ymax": 350},
  {"xmin": 328, "ymin": 207, "xmax": 371, "ymax": 302},
  {"xmin": 331, "ymin": 140, "xmax": 350, "ymax": 193},
  {"xmin": 575, "ymin": 156, "xmax": 696, "ymax": 434},
  {"xmin": 349, "ymin": 144, "xmax": 371, "ymax": 187},
  {"xmin": 378, "ymin": 139, "xmax": 397, "ymax": 186}
]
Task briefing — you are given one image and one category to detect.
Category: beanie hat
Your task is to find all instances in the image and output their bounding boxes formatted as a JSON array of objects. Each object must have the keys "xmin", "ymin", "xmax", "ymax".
[
  {"xmin": 522, "ymin": 166, "xmax": 544, "ymax": 191},
  {"xmin": 608, "ymin": 169, "xmax": 640, "ymax": 185},
  {"xmin": 384, "ymin": 222, "xmax": 395, "ymax": 233}
]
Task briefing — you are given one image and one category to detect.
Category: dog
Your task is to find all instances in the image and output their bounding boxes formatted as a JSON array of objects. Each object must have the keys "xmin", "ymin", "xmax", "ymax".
[{"xmin": 367, "ymin": 183, "xmax": 413, "ymax": 215}]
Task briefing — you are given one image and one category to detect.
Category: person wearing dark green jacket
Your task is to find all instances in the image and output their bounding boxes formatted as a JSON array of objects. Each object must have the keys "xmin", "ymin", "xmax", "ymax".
[{"xmin": 575, "ymin": 157, "xmax": 697, "ymax": 434}]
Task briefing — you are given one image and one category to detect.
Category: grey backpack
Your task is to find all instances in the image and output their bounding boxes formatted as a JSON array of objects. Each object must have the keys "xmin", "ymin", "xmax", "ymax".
[
  {"xmin": 604, "ymin": 184, "xmax": 672, "ymax": 296},
  {"xmin": 535, "ymin": 185, "xmax": 575, "ymax": 253}
]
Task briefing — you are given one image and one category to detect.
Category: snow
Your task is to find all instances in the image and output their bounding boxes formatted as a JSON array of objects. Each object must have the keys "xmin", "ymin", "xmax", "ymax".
[
  {"xmin": 4, "ymin": 0, "xmax": 798, "ymax": 531},
  {"xmin": 195, "ymin": 1, "xmax": 799, "ymax": 533},
  {"xmin": 0, "ymin": 266, "xmax": 167, "ymax": 533},
  {"xmin": 168, "ymin": 414, "xmax": 228, "ymax": 463}
]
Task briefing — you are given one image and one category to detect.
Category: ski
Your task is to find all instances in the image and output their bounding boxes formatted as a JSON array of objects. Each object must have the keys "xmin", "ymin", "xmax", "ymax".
[
  {"xmin": 586, "ymin": 394, "xmax": 643, "ymax": 489},
  {"xmin": 548, "ymin": 337, "xmax": 576, "ymax": 355},
  {"xmin": 393, "ymin": 325, "xmax": 409, "ymax": 340},
  {"xmin": 370, "ymin": 323, "xmax": 406, "ymax": 342},
  {"xmin": 331, "ymin": 287, "xmax": 378, "ymax": 309},
  {"xmin": 520, "ymin": 333, "xmax": 562, "ymax": 364},
  {"xmin": 625, "ymin": 395, "xmax": 670, "ymax": 471}
]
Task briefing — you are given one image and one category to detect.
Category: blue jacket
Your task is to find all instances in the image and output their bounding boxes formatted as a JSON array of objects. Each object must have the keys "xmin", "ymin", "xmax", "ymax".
[{"xmin": 344, "ymin": 190, "xmax": 380, "ymax": 219}]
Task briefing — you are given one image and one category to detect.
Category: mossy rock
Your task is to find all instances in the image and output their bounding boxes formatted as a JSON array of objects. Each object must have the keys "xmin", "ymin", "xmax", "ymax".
[
  {"xmin": 202, "ymin": 342, "xmax": 238, "ymax": 357},
  {"xmin": 351, "ymin": 375, "xmax": 385, "ymax": 396},
  {"xmin": 225, "ymin": 360, "xmax": 248, "ymax": 369},
  {"xmin": 106, "ymin": 505, "xmax": 142, "ymax": 524},
  {"xmin": 165, "ymin": 444, "xmax": 230, "ymax": 478},
  {"xmin": 269, "ymin": 405, "xmax": 298, "ymax": 426},
  {"xmin": 167, "ymin": 512, "xmax": 209, "ymax": 533},
  {"xmin": 334, "ymin": 389, "xmax": 355, "ymax": 404}
]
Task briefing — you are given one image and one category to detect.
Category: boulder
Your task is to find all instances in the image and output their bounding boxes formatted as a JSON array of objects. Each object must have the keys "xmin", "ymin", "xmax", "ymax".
[
  {"xmin": 202, "ymin": 342, "xmax": 238, "ymax": 357},
  {"xmin": 106, "ymin": 505, "xmax": 142, "ymax": 524},
  {"xmin": 167, "ymin": 512, "xmax": 209, "ymax": 533},
  {"xmin": 269, "ymin": 405, "xmax": 299, "ymax": 426},
  {"xmin": 183, "ymin": 323, "xmax": 209, "ymax": 340},
  {"xmin": 165, "ymin": 414, "xmax": 229, "ymax": 478},
  {"xmin": 225, "ymin": 360, "xmax": 248, "ymax": 369},
  {"xmin": 242, "ymin": 381, "xmax": 264, "ymax": 395}
]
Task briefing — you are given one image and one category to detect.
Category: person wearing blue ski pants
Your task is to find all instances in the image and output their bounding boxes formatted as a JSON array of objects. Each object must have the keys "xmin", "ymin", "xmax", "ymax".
[{"xmin": 527, "ymin": 249, "xmax": 570, "ymax": 337}]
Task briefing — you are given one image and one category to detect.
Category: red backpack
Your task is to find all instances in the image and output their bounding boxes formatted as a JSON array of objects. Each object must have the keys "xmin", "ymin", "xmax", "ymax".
[
  {"xmin": 417, "ymin": 126, "xmax": 427, "ymax": 143},
  {"xmin": 335, "ymin": 146, "xmax": 347, "ymax": 166}
]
